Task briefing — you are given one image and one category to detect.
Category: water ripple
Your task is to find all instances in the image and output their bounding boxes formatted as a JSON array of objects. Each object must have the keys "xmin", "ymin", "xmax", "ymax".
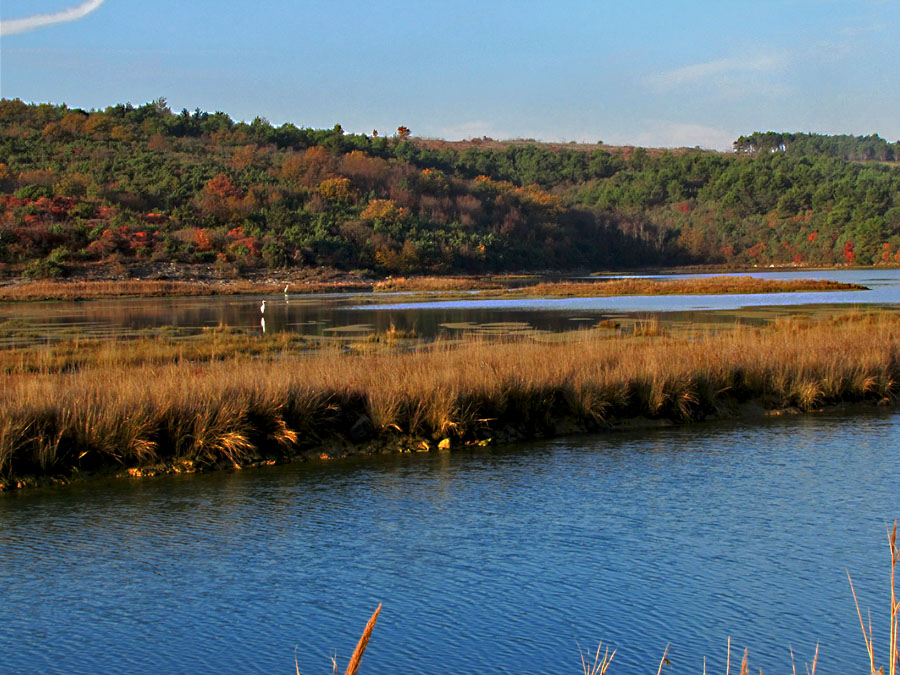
[{"xmin": 1, "ymin": 410, "xmax": 898, "ymax": 673}]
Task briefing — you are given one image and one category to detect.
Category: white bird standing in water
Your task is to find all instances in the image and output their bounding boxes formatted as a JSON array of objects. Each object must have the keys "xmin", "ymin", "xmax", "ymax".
[
  {"xmin": 283, "ymin": 284, "xmax": 289, "ymax": 295},
  {"xmin": 260, "ymin": 300, "xmax": 266, "ymax": 314}
]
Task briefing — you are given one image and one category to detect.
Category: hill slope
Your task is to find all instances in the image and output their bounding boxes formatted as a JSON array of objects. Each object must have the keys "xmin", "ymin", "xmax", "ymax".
[{"xmin": 1, "ymin": 98, "xmax": 899, "ymax": 279}]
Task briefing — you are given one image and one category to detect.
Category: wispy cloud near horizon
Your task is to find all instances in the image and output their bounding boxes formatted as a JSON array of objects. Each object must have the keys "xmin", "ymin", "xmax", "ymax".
[
  {"xmin": 629, "ymin": 121, "xmax": 738, "ymax": 151},
  {"xmin": 434, "ymin": 120, "xmax": 508, "ymax": 141},
  {"xmin": 1, "ymin": 0, "xmax": 106, "ymax": 36},
  {"xmin": 647, "ymin": 52, "xmax": 785, "ymax": 91}
]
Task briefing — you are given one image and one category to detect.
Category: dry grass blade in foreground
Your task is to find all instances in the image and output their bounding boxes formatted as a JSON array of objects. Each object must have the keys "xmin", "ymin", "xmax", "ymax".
[
  {"xmin": 344, "ymin": 603, "xmax": 381, "ymax": 675},
  {"xmin": 579, "ymin": 640, "xmax": 615, "ymax": 675},
  {"xmin": 664, "ymin": 636, "xmax": 819, "ymax": 675},
  {"xmin": 656, "ymin": 642, "xmax": 671, "ymax": 674},
  {"xmin": 287, "ymin": 522, "xmax": 894, "ymax": 674},
  {"xmin": 848, "ymin": 520, "xmax": 899, "ymax": 675},
  {"xmin": 295, "ymin": 604, "xmax": 381, "ymax": 675},
  {"xmin": 789, "ymin": 642, "xmax": 818, "ymax": 675}
]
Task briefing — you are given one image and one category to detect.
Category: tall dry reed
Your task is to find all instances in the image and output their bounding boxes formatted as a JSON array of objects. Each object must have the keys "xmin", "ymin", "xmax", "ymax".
[{"xmin": 849, "ymin": 521, "xmax": 899, "ymax": 675}]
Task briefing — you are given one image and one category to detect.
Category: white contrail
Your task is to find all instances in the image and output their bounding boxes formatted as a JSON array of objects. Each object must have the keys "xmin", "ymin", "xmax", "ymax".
[{"xmin": 1, "ymin": 0, "xmax": 106, "ymax": 36}]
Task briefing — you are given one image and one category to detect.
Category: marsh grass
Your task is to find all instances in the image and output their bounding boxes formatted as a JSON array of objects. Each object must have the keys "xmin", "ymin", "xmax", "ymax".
[
  {"xmin": 0, "ymin": 327, "xmax": 313, "ymax": 374},
  {"xmin": 2, "ymin": 311, "xmax": 900, "ymax": 487},
  {"xmin": 0, "ymin": 275, "xmax": 863, "ymax": 304},
  {"xmin": 372, "ymin": 276, "xmax": 503, "ymax": 292},
  {"xmin": 0, "ymin": 279, "xmax": 274, "ymax": 301},
  {"xmin": 0, "ymin": 278, "xmax": 371, "ymax": 302},
  {"xmin": 510, "ymin": 276, "xmax": 867, "ymax": 297}
]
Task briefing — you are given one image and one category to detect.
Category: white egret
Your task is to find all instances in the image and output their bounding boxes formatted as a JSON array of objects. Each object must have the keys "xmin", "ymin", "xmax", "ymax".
[
  {"xmin": 283, "ymin": 284, "xmax": 289, "ymax": 294},
  {"xmin": 260, "ymin": 300, "xmax": 266, "ymax": 314}
]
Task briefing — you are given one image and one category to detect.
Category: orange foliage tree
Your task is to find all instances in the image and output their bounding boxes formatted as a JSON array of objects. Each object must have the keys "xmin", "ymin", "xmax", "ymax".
[
  {"xmin": 316, "ymin": 177, "xmax": 355, "ymax": 203},
  {"xmin": 361, "ymin": 198, "xmax": 408, "ymax": 224}
]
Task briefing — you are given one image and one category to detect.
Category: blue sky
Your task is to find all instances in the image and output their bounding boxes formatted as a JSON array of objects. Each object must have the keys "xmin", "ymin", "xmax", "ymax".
[{"xmin": 2, "ymin": 0, "xmax": 898, "ymax": 150}]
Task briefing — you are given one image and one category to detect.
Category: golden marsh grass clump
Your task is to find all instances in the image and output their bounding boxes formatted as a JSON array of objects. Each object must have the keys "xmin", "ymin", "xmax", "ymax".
[
  {"xmin": 372, "ymin": 276, "xmax": 503, "ymax": 292},
  {"xmin": 1, "ymin": 312, "xmax": 899, "ymax": 488},
  {"xmin": 0, "ymin": 279, "xmax": 273, "ymax": 301},
  {"xmin": 0, "ymin": 274, "xmax": 864, "ymax": 303},
  {"xmin": 0, "ymin": 278, "xmax": 372, "ymax": 302},
  {"xmin": 513, "ymin": 276, "xmax": 868, "ymax": 297}
]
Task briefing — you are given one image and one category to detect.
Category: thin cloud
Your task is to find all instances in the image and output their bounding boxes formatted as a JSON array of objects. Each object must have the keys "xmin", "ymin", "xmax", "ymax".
[
  {"xmin": 648, "ymin": 53, "xmax": 784, "ymax": 91},
  {"xmin": 1, "ymin": 0, "xmax": 105, "ymax": 36},
  {"xmin": 840, "ymin": 22, "xmax": 884, "ymax": 37},
  {"xmin": 435, "ymin": 120, "xmax": 507, "ymax": 141},
  {"xmin": 630, "ymin": 122, "xmax": 738, "ymax": 152}
]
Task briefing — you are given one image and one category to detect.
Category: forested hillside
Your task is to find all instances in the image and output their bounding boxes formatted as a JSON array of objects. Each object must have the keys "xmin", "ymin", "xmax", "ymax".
[{"xmin": 1, "ymin": 98, "xmax": 899, "ymax": 278}]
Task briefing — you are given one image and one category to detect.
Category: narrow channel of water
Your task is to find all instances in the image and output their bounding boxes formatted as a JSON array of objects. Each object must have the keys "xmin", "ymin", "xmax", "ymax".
[{"xmin": 1, "ymin": 410, "xmax": 897, "ymax": 673}]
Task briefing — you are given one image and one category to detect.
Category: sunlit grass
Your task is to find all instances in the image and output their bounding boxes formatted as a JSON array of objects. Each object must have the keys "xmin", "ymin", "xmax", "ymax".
[
  {"xmin": 372, "ymin": 276, "xmax": 503, "ymax": 292},
  {"xmin": 2, "ymin": 311, "xmax": 899, "ymax": 488},
  {"xmin": 0, "ymin": 274, "xmax": 865, "ymax": 303},
  {"xmin": 0, "ymin": 278, "xmax": 371, "ymax": 301},
  {"xmin": 510, "ymin": 276, "xmax": 867, "ymax": 297}
]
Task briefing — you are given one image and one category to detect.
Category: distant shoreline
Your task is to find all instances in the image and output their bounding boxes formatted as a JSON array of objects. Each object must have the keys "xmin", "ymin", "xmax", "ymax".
[{"xmin": 0, "ymin": 262, "xmax": 873, "ymax": 302}]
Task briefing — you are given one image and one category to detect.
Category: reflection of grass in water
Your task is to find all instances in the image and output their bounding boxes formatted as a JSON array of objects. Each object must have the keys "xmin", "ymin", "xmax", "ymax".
[
  {"xmin": 13, "ymin": 308, "xmax": 884, "ymax": 374},
  {"xmin": 0, "ymin": 319, "xmax": 29, "ymax": 332},
  {"xmin": 439, "ymin": 322, "xmax": 480, "ymax": 330},
  {"xmin": 473, "ymin": 329, "xmax": 550, "ymax": 338},
  {"xmin": 478, "ymin": 321, "xmax": 531, "ymax": 329},
  {"xmin": 323, "ymin": 324, "xmax": 376, "ymax": 333},
  {"xmin": 440, "ymin": 320, "xmax": 541, "ymax": 337},
  {"xmin": 0, "ymin": 318, "xmax": 191, "ymax": 347},
  {"xmin": 0, "ymin": 327, "xmax": 314, "ymax": 374}
]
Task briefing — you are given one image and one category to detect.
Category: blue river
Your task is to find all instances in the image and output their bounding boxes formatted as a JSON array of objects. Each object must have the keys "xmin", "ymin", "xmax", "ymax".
[{"xmin": 1, "ymin": 409, "xmax": 898, "ymax": 673}]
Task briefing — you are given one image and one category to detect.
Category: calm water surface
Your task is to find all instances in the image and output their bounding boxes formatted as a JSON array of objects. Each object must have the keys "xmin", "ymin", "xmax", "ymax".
[
  {"xmin": 1, "ymin": 411, "xmax": 898, "ymax": 673},
  {"xmin": 2, "ymin": 268, "xmax": 900, "ymax": 346}
]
